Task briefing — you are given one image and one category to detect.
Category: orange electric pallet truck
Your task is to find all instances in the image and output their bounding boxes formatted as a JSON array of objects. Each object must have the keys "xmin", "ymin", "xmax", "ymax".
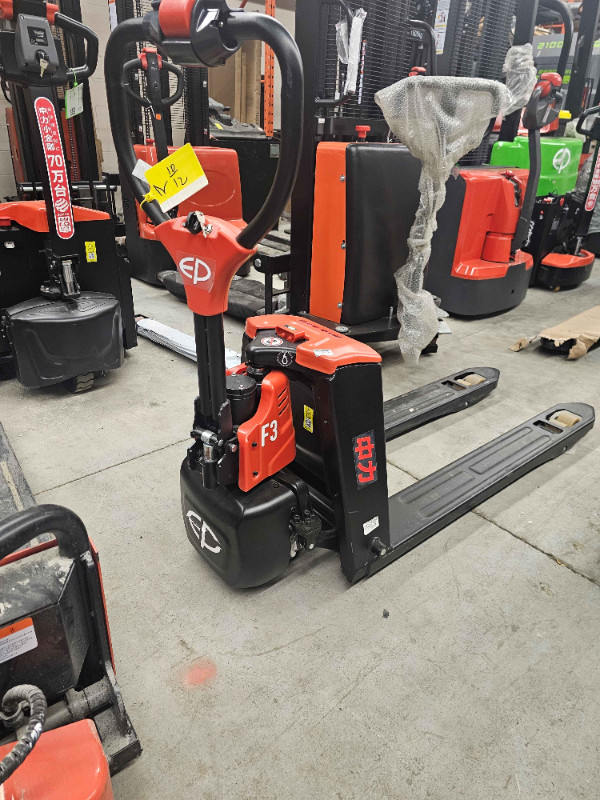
[
  {"xmin": 106, "ymin": 0, "xmax": 594, "ymax": 589},
  {"xmin": 0, "ymin": 504, "xmax": 140, "ymax": 797}
]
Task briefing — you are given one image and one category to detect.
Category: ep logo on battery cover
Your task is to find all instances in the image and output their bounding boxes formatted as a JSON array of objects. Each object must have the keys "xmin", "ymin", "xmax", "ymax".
[
  {"xmin": 178, "ymin": 256, "xmax": 212, "ymax": 284},
  {"xmin": 261, "ymin": 420, "xmax": 278, "ymax": 446},
  {"xmin": 186, "ymin": 510, "xmax": 222, "ymax": 554}
]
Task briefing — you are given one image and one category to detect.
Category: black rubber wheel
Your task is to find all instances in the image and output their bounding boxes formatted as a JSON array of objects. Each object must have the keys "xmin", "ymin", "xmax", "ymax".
[{"xmin": 63, "ymin": 372, "xmax": 94, "ymax": 393}]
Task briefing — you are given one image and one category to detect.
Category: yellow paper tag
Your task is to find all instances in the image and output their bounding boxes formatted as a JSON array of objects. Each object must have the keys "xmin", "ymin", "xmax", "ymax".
[
  {"xmin": 85, "ymin": 241, "xmax": 97, "ymax": 263},
  {"xmin": 303, "ymin": 405, "xmax": 314, "ymax": 434},
  {"xmin": 142, "ymin": 143, "xmax": 209, "ymax": 213}
]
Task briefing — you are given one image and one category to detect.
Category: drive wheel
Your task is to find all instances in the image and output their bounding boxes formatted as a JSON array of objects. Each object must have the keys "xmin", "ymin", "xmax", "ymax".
[{"xmin": 63, "ymin": 372, "xmax": 95, "ymax": 393}]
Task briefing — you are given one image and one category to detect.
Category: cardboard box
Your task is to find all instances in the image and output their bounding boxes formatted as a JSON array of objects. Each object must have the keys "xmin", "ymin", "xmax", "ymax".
[
  {"xmin": 511, "ymin": 305, "xmax": 600, "ymax": 359},
  {"xmin": 208, "ymin": 39, "xmax": 262, "ymax": 126}
]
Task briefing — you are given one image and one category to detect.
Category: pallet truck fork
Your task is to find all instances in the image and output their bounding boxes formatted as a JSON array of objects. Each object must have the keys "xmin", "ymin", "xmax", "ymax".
[
  {"xmin": 0, "ymin": 505, "xmax": 140, "ymax": 796},
  {"xmin": 106, "ymin": 0, "xmax": 595, "ymax": 589}
]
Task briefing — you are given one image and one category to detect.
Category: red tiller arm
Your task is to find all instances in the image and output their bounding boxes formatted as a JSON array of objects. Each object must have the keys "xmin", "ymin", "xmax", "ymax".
[{"xmin": 154, "ymin": 215, "xmax": 255, "ymax": 315}]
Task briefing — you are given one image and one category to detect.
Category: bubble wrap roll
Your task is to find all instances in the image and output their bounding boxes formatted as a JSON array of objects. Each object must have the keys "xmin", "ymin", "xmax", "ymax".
[
  {"xmin": 375, "ymin": 76, "xmax": 509, "ymax": 363},
  {"xmin": 503, "ymin": 44, "xmax": 537, "ymax": 116}
]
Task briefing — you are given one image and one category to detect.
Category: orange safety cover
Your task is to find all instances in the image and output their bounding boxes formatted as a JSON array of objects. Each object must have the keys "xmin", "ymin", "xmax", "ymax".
[
  {"xmin": 133, "ymin": 144, "xmax": 245, "ymax": 240},
  {"xmin": 0, "ymin": 720, "xmax": 113, "ymax": 800},
  {"xmin": 46, "ymin": 3, "xmax": 59, "ymax": 23},
  {"xmin": 153, "ymin": 214, "xmax": 255, "ymax": 315},
  {"xmin": 158, "ymin": 0, "xmax": 195, "ymax": 36},
  {"xmin": 237, "ymin": 370, "xmax": 296, "ymax": 492},
  {"xmin": 309, "ymin": 142, "xmax": 349, "ymax": 323},
  {"xmin": 542, "ymin": 250, "xmax": 595, "ymax": 269},
  {"xmin": 245, "ymin": 315, "xmax": 381, "ymax": 374},
  {"xmin": 0, "ymin": 200, "xmax": 109, "ymax": 232},
  {"xmin": 451, "ymin": 168, "xmax": 532, "ymax": 280},
  {"xmin": 0, "ymin": 0, "xmax": 13, "ymax": 20},
  {"xmin": 452, "ymin": 250, "xmax": 533, "ymax": 280}
]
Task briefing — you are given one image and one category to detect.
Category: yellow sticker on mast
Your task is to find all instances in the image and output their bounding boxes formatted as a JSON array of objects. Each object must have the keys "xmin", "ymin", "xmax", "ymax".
[{"xmin": 142, "ymin": 143, "xmax": 209, "ymax": 213}]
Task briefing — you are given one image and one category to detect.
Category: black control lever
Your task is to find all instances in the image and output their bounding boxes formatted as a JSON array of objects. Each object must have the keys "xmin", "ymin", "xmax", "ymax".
[
  {"xmin": 522, "ymin": 72, "xmax": 563, "ymax": 132},
  {"xmin": 123, "ymin": 47, "xmax": 184, "ymax": 162},
  {"xmin": 123, "ymin": 50, "xmax": 184, "ymax": 111},
  {"xmin": 512, "ymin": 72, "xmax": 563, "ymax": 253},
  {"xmin": 576, "ymin": 104, "xmax": 600, "ymax": 141},
  {"xmin": 53, "ymin": 13, "xmax": 98, "ymax": 83}
]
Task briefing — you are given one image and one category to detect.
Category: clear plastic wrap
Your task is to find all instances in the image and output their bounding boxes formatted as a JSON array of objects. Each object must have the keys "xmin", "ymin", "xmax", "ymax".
[
  {"xmin": 503, "ymin": 44, "xmax": 537, "ymax": 116},
  {"xmin": 576, "ymin": 155, "xmax": 593, "ymax": 194},
  {"xmin": 375, "ymin": 76, "xmax": 510, "ymax": 363},
  {"xmin": 344, "ymin": 9, "xmax": 367, "ymax": 96},
  {"xmin": 335, "ymin": 18, "xmax": 349, "ymax": 65}
]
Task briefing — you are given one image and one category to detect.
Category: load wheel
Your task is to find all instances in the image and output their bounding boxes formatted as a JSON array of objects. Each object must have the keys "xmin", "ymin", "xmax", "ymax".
[
  {"xmin": 63, "ymin": 372, "xmax": 95, "ymax": 393},
  {"xmin": 456, "ymin": 373, "xmax": 486, "ymax": 388},
  {"xmin": 549, "ymin": 410, "xmax": 581, "ymax": 428}
]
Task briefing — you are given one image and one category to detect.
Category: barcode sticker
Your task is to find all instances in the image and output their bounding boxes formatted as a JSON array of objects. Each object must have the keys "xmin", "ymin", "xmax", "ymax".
[
  {"xmin": 0, "ymin": 617, "xmax": 38, "ymax": 664},
  {"xmin": 363, "ymin": 516, "xmax": 380, "ymax": 536}
]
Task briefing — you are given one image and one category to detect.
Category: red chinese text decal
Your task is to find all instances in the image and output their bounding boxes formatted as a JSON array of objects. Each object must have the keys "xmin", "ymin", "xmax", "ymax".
[
  {"xmin": 585, "ymin": 156, "xmax": 600, "ymax": 213},
  {"xmin": 34, "ymin": 96, "xmax": 74, "ymax": 239},
  {"xmin": 353, "ymin": 430, "xmax": 378, "ymax": 487}
]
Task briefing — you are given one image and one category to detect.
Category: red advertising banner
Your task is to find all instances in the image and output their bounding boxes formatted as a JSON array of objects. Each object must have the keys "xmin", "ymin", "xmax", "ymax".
[
  {"xmin": 585, "ymin": 156, "xmax": 600, "ymax": 213},
  {"xmin": 34, "ymin": 96, "xmax": 74, "ymax": 240}
]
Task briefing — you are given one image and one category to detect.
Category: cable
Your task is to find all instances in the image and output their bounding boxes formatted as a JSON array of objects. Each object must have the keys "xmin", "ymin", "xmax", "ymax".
[{"xmin": 0, "ymin": 685, "xmax": 47, "ymax": 785}]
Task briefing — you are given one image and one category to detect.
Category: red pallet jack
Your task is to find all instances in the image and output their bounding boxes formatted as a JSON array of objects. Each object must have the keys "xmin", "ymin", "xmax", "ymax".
[
  {"xmin": 526, "ymin": 104, "xmax": 600, "ymax": 290},
  {"xmin": 424, "ymin": 71, "xmax": 565, "ymax": 316},
  {"xmin": 106, "ymin": 0, "xmax": 594, "ymax": 589},
  {"xmin": 0, "ymin": 505, "xmax": 140, "ymax": 797},
  {"xmin": 521, "ymin": 0, "xmax": 600, "ymax": 290}
]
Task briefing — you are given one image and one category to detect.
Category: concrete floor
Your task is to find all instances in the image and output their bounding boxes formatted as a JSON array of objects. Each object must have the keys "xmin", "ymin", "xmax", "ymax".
[{"xmin": 2, "ymin": 272, "xmax": 600, "ymax": 799}]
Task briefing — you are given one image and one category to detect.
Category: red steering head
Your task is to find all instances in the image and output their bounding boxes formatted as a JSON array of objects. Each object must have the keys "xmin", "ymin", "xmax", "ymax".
[{"xmin": 154, "ymin": 213, "xmax": 255, "ymax": 315}]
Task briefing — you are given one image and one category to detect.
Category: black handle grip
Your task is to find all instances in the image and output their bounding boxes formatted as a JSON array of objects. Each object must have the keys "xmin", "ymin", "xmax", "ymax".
[
  {"xmin": 225, "ymin": 13, "xmax": 303, "ymax": 249},
  {"xmin": 0, "ymin": 504, "xmax": 91, "ymax": 563},
  {"xmin": 123, "ymin": 57, "xmax": 185, "ymax": 109},
  {"xmin": 105, "ymin": 7, "xmax": 303, "ymax": 246},
  {"xmin": 162, "ymin": 61, "xmax": 185, "ymax": 107},
  {"xmin": 538, "ymin": 0, "xmax": 573, "ymax": 81},
  {"xmin": 407, "ymin": 19, "xmax": 437, "ymax": 76},
  {"xmin": 576, "ymin": 104, "xmax": 600, "ymax": 135},
  {"xmin": 53, "ymin": 13, "xmax": 98, "ymax": 82}
]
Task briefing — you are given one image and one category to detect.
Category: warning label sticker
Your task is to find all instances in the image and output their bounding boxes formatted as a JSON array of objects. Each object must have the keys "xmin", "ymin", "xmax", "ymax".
[
  {"xmin": 434, "ymin": 0, "xmax": 450, "ymax": 54},
  {"xmin": 85, "ymin": 241, "xmax": 98, "ymax": 263},
  {"xmin": 303, "ymin": 405, "xmax": 314, "ymax": 433},
  {"xmin": 0, "ymin": 617, "xmax": 38, "ymax": 665}
]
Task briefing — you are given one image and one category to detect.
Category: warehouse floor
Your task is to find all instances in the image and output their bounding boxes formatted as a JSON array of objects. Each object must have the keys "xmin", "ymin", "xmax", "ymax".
[{"xmin": 2, "ymin": 271, "xmax": 600, "ymax": 800}]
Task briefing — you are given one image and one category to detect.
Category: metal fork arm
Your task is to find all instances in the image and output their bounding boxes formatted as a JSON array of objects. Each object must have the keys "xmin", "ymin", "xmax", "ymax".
[{"xmin": 362, "ymin": 403, "xmax": 594, "ymax": 581}]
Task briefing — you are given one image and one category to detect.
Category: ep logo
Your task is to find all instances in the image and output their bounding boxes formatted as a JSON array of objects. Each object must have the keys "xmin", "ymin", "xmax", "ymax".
[
  {"xmin": 186, "ymin": 510, "xmax": 222, "ymax": 554},
  {"xmin": 179, "ymin": 256, "xmax": 212, "ymax": 284},
  {"xmin": 553, "ymin": 147, "xmax": 571, "ymax": 174}
]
